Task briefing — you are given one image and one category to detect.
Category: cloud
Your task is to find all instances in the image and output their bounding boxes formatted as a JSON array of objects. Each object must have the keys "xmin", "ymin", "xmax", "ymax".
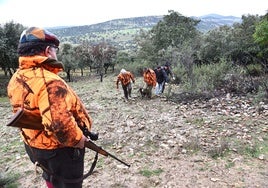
[{"xmin": 0, "ymin": 0, "xmax": 267, "ymax": 27}]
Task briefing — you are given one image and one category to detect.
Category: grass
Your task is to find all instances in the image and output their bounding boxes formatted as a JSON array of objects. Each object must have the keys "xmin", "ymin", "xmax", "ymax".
[
  {"xmin": 139, "ymin": 168, "xmax": 164, "ymax": 178},
  {"xmin": 231, "ymin": 136, "xmax": 268, "ymax": 159},
  {"xmin": 184, "ymin": 136, "xmax": 201, "ymax": 153},
  {"xmin": 208, "ymin": 139, "xmax": 229, "ymax": 159},
  {"xmin": 0, "ymin": 97, "xmax": 9, "ymax": 103},
  {"xmin": 225, "ymin": 160, "xmax": 235, "ymax": 169},
  {"xmin": 0, "ymin": 172, "xmax": 19, "ymax": 188},
  {"xmin": 185, "ymin": 117, "xmax": 205, "ymax": 126}
]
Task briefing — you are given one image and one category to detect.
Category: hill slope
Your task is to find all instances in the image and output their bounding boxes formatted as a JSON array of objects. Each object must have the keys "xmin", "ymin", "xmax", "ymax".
[
  {"xmin": 1, "ymin": 74, "xmax": 267, "ymax": 187},
  {"xmin": 50, "ymin": 14, "xmax": 241, "ymax": 50}
]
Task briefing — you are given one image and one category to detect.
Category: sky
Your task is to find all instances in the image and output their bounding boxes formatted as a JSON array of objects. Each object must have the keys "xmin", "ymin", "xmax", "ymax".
[{"xmin": 0, "ymin": 0, "xmax": 267, "ymax": 28}]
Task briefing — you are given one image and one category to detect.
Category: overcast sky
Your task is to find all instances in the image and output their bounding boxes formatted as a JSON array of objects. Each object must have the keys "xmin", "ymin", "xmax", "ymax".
[{"xmin": 0, "ymin": 0, "xmax": 267, "ymax": 28}]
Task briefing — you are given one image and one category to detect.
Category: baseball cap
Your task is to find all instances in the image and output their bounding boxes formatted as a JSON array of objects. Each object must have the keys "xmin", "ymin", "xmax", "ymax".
[{"xmin": 19, "ymin": 27, "xmax": 60, "ymax": 47}]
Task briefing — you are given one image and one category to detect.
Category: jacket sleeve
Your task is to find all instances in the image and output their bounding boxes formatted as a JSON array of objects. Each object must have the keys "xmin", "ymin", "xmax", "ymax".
[
  {"xmin": 162, "ymin": 69, "xmax": 169, "ymax": 82},
  {"xmin": 39, "ymin": 79, "xmax": 85, "ymax": 147},
  {"xmin": 152, "ymin": 72, "xmax": 157, "ymax": 87},
  {"xmin": 116, "ymin": 74, "xmax": 121, "ymax": 88}
]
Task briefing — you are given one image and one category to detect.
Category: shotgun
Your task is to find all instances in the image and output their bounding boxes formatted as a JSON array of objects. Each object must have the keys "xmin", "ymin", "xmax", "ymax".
[{"xmin": 6, "ymin": 108, "xmax": 130, "ymax": 167}]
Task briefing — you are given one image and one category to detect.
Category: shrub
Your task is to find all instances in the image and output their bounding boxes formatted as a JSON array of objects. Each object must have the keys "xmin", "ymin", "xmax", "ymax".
[
  {"xmin": 245, "ymin": 63, "xmax": 264, "ymax": 77},
  {"xmin": 174, "ymin": 59, "xmax": 233, "ymax": 92}
]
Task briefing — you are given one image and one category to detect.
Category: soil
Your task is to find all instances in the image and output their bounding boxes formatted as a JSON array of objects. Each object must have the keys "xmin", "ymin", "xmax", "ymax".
[{"xmin": 0, "ymin": 74, "xmax": 268, "ymax": 188}]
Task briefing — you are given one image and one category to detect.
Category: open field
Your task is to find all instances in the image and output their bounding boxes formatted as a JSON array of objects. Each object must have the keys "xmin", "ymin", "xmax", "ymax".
[{"xmin": 1, "ymin": 74, "xmax": 268, "ymax": 188}]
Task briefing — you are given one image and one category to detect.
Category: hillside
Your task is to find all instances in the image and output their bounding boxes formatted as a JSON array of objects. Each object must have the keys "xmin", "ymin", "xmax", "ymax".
[
  {"xmin": 197, "ymin": 14, "xmax": 241, "ymax": 32},
  {"xmin": 0, "ymin": 74, "xmax": 267, "ymax": 187},
  {"xmin": 50, "ymin": 14, "xmax": 241, "ymax": 50}
]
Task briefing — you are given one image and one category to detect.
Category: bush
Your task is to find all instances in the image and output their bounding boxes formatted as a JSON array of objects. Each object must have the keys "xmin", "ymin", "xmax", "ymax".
[
  {"xmin": 174, "ymin": 59, "xmax": 233, "ymax": 92},
  {"xmin": 115, "ymin": 60, "xmax": 153, "ymax": 77},
  {"xmin": 245, "ymin": 64, "xmax": 264, "ymax": 77},
  {"xmin": 0, "ymin": 76, "xmax": 9, "ymax": 97}
]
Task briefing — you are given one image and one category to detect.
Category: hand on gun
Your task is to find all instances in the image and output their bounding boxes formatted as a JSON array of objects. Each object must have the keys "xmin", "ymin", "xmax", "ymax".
[{"xmin": 75, "ymin": 135, "xmax": 88, "ymax": 149}]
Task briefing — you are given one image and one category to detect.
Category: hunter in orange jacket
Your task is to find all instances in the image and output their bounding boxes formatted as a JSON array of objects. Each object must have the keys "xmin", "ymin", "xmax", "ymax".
[
  {"xmin": 139, "ymin": 68, "xmax": 157, "ymax": 98},
  {"xmin": 116, "ymin": 69, "xmax": 135, "ymax": 100},
  {"xmin": 143, "ymin": 68, "xmax": 157, "ymax": 87},
  {"xmin": 7, "ymin": 27, "xmax": 92, "ymax": 187},
  {"xmin": 8, "ymin": 55, "xmax": 92, "ymax": 149}
]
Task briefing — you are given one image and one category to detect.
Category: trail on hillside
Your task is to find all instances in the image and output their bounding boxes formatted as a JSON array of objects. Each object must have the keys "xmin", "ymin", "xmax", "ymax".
[{"xmin": 0, "ymin": 75, "xmax": 268, "ymax": 188}]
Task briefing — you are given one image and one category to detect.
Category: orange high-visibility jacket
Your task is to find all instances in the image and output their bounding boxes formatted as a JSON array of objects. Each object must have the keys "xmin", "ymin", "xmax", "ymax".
[
  {"xmin": 143, "ymin": 69, "xmax": 157, "ymax": 87},
  {"xmin": 7, "ymin": 56, "xmax": 92, "ymax": 149},
  {"xmin": 116, "ymin": 71, "xmax": 135, "ymax": 88}
]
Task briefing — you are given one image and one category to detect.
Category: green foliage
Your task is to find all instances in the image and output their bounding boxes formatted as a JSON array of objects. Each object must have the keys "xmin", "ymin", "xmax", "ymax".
[
  {"xmin": 0, "ymin": 22, "xmax": 25, "ymax": 76},
  {"xmin": 151, "ymin": 10, "xmax": 200, "ymax": 50},
  {"xmin": 253, "ymin": 14, "xmax": 268, "ymax": 46},
  {"xmin": 195, "ymin": 60, "xmax": 231, "ymax": 91},
  {"xmin": 58, "ymin": 42, "xmax": 118, "ymax": 81},
  {"xmin": 244, "ymin": 63, "xmax": 264, "ymax": 76},
  {"xmin": 0, "ymin": 172, "xmax": 19, "ymax": 188},
  {"xmin": 0, "ymin": 75, "xmax": 10, "ymax": 97},
  {"xmin": 200, "ymin": 25, "xmax": 233, "ymax": 63},
  {"xmin": 115, "ymin": 51, "xmax": 132, "ymax": 65},
  {"xmin": 177, "ymin": 59, "xmax": 232, "ymax": 92},
  {"xmin": 244, "ymin": 141, "xmax": 268, "ymax": 158},
  {"xmin": 225, "ymin": 160, "xmax": 235, "ymax": 169},
  {"xmin": 251, "ymin": 84, "xmax": 268, "ymax": 104},
  {"xmin": 139, "ymin": 168, "xmax": 164, "ymax": 178},
  {"xmin": 115, "ymin": 51, "xmax": 152, "ymax": 76},
  {"xmin": 229, "ymin": 15, "xmax": 261, "ymax": 65},
  {"xmin": 199, "ymin": 15, "xmax": 263, "ymax": 68},
  {"xmin": 253, "ymin": 14, "xmax": 268, "ymax": 66},
  {"xmin": 119, "ymin": 63, "xmax": 143, "ymax": 77},
  {"xmin": 135, "ymin": 11, "xmax": 201, "ymax": 66},
  {"xmin": 231, "ymin": 137, "xmax": 268, "ymax": 159},
  {"xmin": 0, "ymin": 97, "xmax": 9, "ymax": 103}
]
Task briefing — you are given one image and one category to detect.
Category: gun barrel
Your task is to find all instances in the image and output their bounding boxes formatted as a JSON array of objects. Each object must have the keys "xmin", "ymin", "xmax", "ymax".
[
  {"xmin": 107, "ymin": 152, "xmax": 131, "ymax": 167},
  {"xmin": 85, "ymin": 140, "xmax": 130, "ymax": 167},
  {"xmin": 84, "ymin": 140, "xmax": 108, "ymax": 156}
]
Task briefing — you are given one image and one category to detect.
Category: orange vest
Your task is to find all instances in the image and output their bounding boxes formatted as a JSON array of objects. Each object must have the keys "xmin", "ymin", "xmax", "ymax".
[
  {"xmin": 143, "ymin": 69, "xmax": 157, "ymax": 87},
  {"xmin": 116, "ymin": 71, "xmax": 135, "ymax": 87},
  {"xmin": 7, "ymin": 56, "xmax": 92, "ymax": 149}
]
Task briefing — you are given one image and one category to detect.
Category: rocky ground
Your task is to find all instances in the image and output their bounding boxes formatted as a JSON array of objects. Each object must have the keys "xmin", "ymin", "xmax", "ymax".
[{"xmin": 0, "ymin": 74, "xmax": 268, "ymax": 188}]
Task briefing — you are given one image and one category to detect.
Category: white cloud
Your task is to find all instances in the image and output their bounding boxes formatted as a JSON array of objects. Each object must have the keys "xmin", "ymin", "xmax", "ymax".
[{"xmin": 0, "ymin": 0, "xmax": 267, "ymax": 27}]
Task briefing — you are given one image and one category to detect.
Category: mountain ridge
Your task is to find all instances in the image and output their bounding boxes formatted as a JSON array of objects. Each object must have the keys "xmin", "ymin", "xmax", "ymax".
[
  {"xmin": 49, "ymin": 14, "xmax": 241, "ymax": 50},
  {"xmin": 48, "ymin": 14, "xmax": 241, "ymax": 31}
]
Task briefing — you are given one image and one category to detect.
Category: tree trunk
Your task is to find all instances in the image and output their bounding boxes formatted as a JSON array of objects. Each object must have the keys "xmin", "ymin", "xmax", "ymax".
[{"xmin": 67, "ymin": 69, "xmax": 72, "ymax": 82}]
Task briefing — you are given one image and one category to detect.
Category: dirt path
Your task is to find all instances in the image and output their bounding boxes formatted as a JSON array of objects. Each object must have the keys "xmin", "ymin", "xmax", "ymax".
[{"xmin": 1, "ymin": 74, "xmax": 268, "ymax": 188}]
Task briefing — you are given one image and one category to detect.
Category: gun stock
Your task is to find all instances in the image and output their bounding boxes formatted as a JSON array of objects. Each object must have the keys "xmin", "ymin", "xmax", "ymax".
[
  {"xmin": 6, "ymin": 108, "xmax": 43, "ymax": 130},
  {"xmin": 84, "ymin": 140, "xmax": 130, "ymax": 167}
]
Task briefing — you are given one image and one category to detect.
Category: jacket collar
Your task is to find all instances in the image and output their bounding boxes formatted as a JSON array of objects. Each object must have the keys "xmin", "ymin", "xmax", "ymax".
[{"xmin": 19, "ymin": 55, "xmax": 64, "ymax": 74}]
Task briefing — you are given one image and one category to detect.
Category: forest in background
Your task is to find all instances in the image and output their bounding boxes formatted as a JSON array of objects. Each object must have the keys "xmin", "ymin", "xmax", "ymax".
[{"xmin": 0, "ymin": 10, "xmax": 267, "ymax": 103}]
